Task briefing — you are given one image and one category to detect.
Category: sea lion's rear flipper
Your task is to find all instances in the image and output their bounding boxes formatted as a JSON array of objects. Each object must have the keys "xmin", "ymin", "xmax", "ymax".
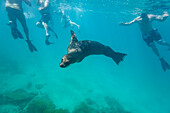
[
  {"xmin": 70, "ymin": 30, "xmax": 78, "ymax": 43},
  {"xmin": 112, "ymin": 52, "xmax": 127, "ymax": 65},
  {"xmin": 160, "ymin": 58, "xmax": 170, "ymax": 72}
]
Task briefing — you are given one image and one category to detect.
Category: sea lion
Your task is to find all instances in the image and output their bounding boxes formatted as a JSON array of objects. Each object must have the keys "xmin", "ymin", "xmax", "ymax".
[{"xmin": 60, "ymin": 30, "xmax": 127, "ymax": 68}]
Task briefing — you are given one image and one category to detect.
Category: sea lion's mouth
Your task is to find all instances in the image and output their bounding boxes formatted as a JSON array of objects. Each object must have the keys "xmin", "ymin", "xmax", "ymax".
[{"xmin": 60, "ymin": 63, "xmax": 66, "ymax": 68}]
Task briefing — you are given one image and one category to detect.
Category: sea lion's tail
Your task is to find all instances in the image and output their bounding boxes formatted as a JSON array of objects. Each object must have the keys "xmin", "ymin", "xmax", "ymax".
[{"xmin": 112, "ymin": 52, "xmax": 127, "ymax": 65}]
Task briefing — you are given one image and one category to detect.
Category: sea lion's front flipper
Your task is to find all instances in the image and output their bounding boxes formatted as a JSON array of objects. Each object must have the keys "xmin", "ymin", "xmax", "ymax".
[{"xmin": 70, "ymin": 30, "xmax": 78, "ymax": 44}]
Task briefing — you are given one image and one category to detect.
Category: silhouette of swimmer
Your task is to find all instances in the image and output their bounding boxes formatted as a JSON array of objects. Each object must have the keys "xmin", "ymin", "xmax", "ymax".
[
  {"xmin": 57, "ymin": 10, "xmax": 80, "ymax": 29},
  {"xmin": 36, "ymin": 0, "xmax": 58, "ymax": 45},
  {"xmin": 120, "ymin": 12, "xmax": 170, "ymax": 71},
  {"xmin": 60, "ymin": 30, "xmax": 127, "ymax": 68},
  {"xmin": 5, "ymin": 0, "xmax": 37, "ymax": 52}
]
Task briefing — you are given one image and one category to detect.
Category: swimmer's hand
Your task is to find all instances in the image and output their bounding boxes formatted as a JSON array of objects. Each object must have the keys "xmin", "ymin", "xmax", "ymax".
[
  {"xmin": 163, "ymin": 11, "xmax": 169, "ymax": 17},
  {"xmin": 119, "ymin": 22, "xmax": 125, "ymax": 26},
  {"xmin": 163, "ymin": 11, "xmax": 168, "ymax": 14},
  {"xmin": 39, "ymin": 7, "xmax": 43, "ymax": 11}
]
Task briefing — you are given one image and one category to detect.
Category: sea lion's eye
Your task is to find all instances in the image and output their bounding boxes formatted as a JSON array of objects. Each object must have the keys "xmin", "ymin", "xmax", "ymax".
[{"xmin": 61, "ymin": 59, "xmax": 63, "ymax": 62}]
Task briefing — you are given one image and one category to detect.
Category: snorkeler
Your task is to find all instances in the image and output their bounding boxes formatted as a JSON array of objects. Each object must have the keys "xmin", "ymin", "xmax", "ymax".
[
  {"xmin": 120, "ymin": 11, "xmax": 170, "ymax": 71},
  {"xmin": 5, "ymin": 0, "xmax": 37, "ymax": 52},
  {"xmin": 36, "ymin": 0, "xmax": 58, "ymax": 45},
  {"xmin": 58, "ymin": 10, "xmax": 80, "ymax": 29}
]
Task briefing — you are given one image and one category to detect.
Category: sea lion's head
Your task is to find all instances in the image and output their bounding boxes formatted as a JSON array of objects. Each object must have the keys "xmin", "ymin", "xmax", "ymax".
[{"xmin": 60, "ymin": 54, "xmax": 75, "ymax": 68}]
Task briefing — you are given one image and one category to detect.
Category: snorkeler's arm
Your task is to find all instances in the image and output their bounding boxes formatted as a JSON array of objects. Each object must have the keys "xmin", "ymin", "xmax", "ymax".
[
  {"xmin": 150, "ymin": 12, "xmax": 169, "ymax": 22},
  {"xmin": 23, "ymin": 0, "xmax": 32, "ymax": 7},
  {"xmin": 119, "ymin": 17, "xmax": 138, "ymax": 26}
]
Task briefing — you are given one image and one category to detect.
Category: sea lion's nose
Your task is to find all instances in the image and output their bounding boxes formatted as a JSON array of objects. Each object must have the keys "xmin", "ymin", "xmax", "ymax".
[
  {"xmin": 60, "ymin": 63, "xmax": 65, "ymax": 68},
  {"xmin": 60, "ymin": 63, "xmax": 63, "ymax": 67},
  {"xmin": 71, "ymin": 30, "xmax": 74, "ymax": 35}
]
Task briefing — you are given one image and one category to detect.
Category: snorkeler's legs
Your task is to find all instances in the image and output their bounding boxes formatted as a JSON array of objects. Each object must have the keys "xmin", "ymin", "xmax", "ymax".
[
  {"xmin": 42, "ymin": 22, "xmax": 50, "ymax": 37},
  {"xmin": 150, "ymin": 42, "xmax": 161, "ymax": 59},
  {"xmin": 6, "ymin": 10, "xmax": 20, "ymax": 39},
  {"xmin": 17, "ymin": 12, "xmax": 29, "ymax": 40},
  {"xmin": 7, "ymin": 18, "xmax": 24, "ymax": 39},
  {"xmin": 157, "ymin": 40, "xmax": 170, "ymax": 50},
  {"xmin": 42, "ymin": 22, "xmax": 54, "ymax": 45},
  {"xmin": 17, "ymin": 12, "xmax": 38, "ymax": 52},
  {"xmin": 149, "ymin": 42, "xmax": 170, "ymax": 71}
]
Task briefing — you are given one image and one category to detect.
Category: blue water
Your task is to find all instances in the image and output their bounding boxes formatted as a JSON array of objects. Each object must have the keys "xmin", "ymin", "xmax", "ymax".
[{"xmin": 0, "ymin": 0, "xmax": 170, "ymax": 113}]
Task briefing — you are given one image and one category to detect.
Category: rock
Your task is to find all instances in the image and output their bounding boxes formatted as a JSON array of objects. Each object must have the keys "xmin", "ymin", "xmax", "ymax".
[
  {"xmin": 0, "ymin": 105, "xmax": 21, "ymax": 113},
  {"xmin": 72, "ymin": 97, "xmax": 131, "ymax": 113},
  {"xmin": 35, "ymin": 84, "xmax": 44, "ymax": 90},
  {"xmin": 104, "ymin": 96, "xmax": 131, "ymax": 113},
  {"xmin": 55, "ymin": 108, "xmax": 70, "ymax": 113},
  {"xmin": 26, "ymin": 96, "xmax": 70, "ymax": 113},
  {"xmin": 26, "ymin": 96, "xmax": 56, "ymax": 113},
  {"xmin": 72, "ymin": 101, "xmax": 98, "ymax": 113},
  {"xmin": 4, "ymin": 88, "xmax": 36, "ymax": 108}
]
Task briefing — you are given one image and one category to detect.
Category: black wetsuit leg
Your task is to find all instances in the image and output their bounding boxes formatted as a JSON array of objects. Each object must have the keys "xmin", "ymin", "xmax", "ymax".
[
  {"xmin": 16, "ymin": 10, "xmax": 29, "ymax": 40},
  {"xmin": 6, "ymin": 7, "xmax": 24, "ymax": 39}
]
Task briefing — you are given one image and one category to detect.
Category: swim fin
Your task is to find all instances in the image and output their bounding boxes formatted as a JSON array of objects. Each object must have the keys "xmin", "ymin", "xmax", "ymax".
[
  {"xmin": 45, "ymin": 36, "xmax": 54, "ymax": 45},
  {"xmin": 160, "ymin": 58, "xmax": 170, "ymax": 72},
  {"xmin": 16, "ymin": 29, "xmax": 24, "ymax": 39},
  {"xmin": 26, "ymin": 40, "xmax": 38, "ymax": 52},
  {"xmin": 11, "ymin": 28, "xmax": 24, "ymax": 39},
  {"xmin": 11, "ymin": 28, "xmax": 18, "ymax": 39},
  {"xmin": 45, "ymin": 39, "xmax": 54, "ymax": 45}
]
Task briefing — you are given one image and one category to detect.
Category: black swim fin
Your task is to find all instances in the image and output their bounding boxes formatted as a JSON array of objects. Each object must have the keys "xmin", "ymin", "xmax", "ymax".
[
  {"xmin": 26, "ymin": 40, "xmax": 38, "ymax": 52},
  {"xmin": 160, "ymin": 58, "xmax": 170, "ymax": 72},
  {"xmin": 16, "ymin": 29, "xmax": 24, "ymax": 39},
  {"xmin": 11, "ymin": 28, "xmax": 18, "ymax": 39},
  {"xmin": 112, "ymin": 52, "xmax": 127, "ymax": 65},
  {"xmin": 45, "ymin": 37, "xmax": 54, "ymax": 45},
  {"xmin": 11, "ymin": 28, "xmax": 24, "ymax": 39},
  {"xmin": 45, "ymin": 39, "xmax": 54, "ymax": 45}
]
